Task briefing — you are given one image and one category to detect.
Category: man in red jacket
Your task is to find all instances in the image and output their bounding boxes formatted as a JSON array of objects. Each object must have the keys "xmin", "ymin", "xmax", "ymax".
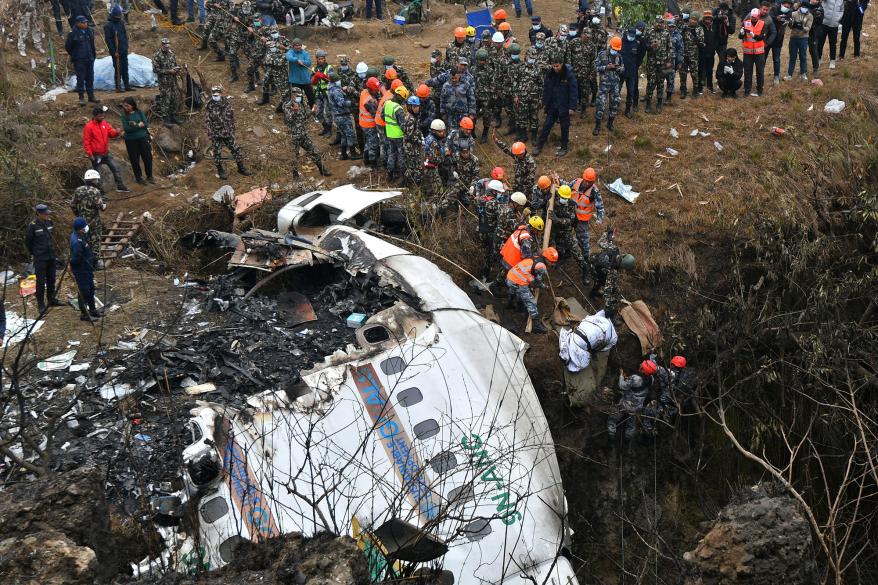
[{"xmin": 83, "ymin": 106, "xmax": 129, "ymax": 192}]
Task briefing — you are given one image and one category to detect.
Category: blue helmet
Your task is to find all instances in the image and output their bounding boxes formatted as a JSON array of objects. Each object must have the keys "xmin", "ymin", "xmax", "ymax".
[
  {"xmin": 73, "ymin": 217, "xmax": 88, "ymax": 231},
  {"xmin": 407, "ymin": 96, "xmax": 421, "ymax": 106}
]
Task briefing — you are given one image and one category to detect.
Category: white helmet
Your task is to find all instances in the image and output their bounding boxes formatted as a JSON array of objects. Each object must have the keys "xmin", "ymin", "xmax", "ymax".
[
  {"xmin": 430, "ymin": 119, "xmax": 446, "ymax": 132},
  {"xmin": 355, "ymin": 61, "xmax": 368, "ymax": 74},
  {"xmin": 488, "ymin": 179, "xmax": 505, "ymax": 192},
  {"xmin": 491, "ymin": 31, "xmax": 504, "ymax": 43},
  {"xmin": 84, "ymin": 169, "xmax": 101, "ymax": 181},
  {"xmin": 510, "ymin": 191, "xmax": 527, "ymax": 206}
]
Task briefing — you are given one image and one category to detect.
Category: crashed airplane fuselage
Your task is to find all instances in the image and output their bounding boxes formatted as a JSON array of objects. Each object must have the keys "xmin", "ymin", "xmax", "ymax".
[{"xmin": 172, "ymin": 226, "xmax": 579, "ymax": 585}]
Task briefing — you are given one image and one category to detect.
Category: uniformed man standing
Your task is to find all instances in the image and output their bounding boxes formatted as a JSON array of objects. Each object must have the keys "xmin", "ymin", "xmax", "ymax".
[
  {"xmin": 17, "ymin": 0, "xmax": 45, "ymax": 57},
  {"xmin": 358, "ymin": 77, "xmax": 381, "ymax": 167},
  {"xmin": 283, "ymin": 87, "xmax": 331, "ymax": 177},
  {"xmin": 593, "ymin": 36, "xmax": 625, "ymax": 135},
  {"xmin": 71, "ymin": 169, "xmax": 106, "ymax": 258},
  {"xmin": 25, "ymin": 204, "xmax": 64, "ymax": 314},
  {"xmin": 644, "ymin": 17, "xmax": 673, "ymax": 113},
  {"xmin": 327, "ymin": 72, "xmax": 360, "ymax": 160},
  {"xmin": 69, "ymin": 217, "xmax": 101, "ymax": 322},
  {"xmin": 401, "ymin": 95, "xmax": 424, "ymax": 187},
  {"xmin": 383, "ymin": 86, "xmax": 409, "ymax": 183},
  {"xmin": 493, "ymin": 134, "xmax": 536, "ymax": 195},
  {"xmin": 205, "ymin": 86, "xmax": 253, "ymax": 179},
  {"xmin": 153, "ymin": 38, "xmax": 183, "ymax": 127},
  {"xmin": 566, "ymin": 167, "xmax": 605, "ymax": 284},
  {"xmin": 244, "ymin": 15, "xmax": 268, "ymax": 92}
]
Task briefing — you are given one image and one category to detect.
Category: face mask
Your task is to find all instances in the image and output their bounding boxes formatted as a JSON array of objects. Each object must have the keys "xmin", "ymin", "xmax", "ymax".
[
  {"xmin": 801, "ymin": 6, "xmax": 809, "ymax": 11},
  {"xmin": 294, "ymin": 96, "xmax": 302, "ymax": 103},
  {"xmin": 385, "ymin": 64, "xmax": 392, "ymax": 70},
  {"xmin": 636, "ymin": 29, "xmax": 643, "ymax": 36},
  {"xmin": 626, "ymin": 34, "xmax": 635, "ymax": 41},
  {"xmin": 592, "ymin": 17, "xmax": 600, "ymax": 25},
  {"xmin": 253, "ymin": 22, "xmax": 261, "ymax": 27},
  {"xmin": 569, "ymin": 31, "xmax": 577, "ymax": 37},
  {"xmin": 682, "ymin": 12, "xmax": 689, "ymax": 19},
  {"xmin": 430, "ymin": 57, "xmax": 437, "ymax": 64},
  {"xmin": 271, "ymin": 33, "xmax": 279, "ymax": 39},
  {"xmin": 610, "ymin": 49, "xmax": 618, "ymax": 55},
  {"xmin": 527, "ymin": 58, "xmax": 535, "ymax": 64},
  {"xmin": 357, "ymin": 72, "xmax": 366, "ymax": 79},
  {"xmin": 536, "ymin": 42, "xmax": 544, "ymax": 48},
  {"xmin": 511, "ymin": 55, "xmax": 520, "ymax": 61},
  {"xmin": 532, "ymin": 24, "xmax": 540, "ymax": 30},
  {"xmin": 781, "ymin": 6, "xmax": 790, "ymax": 12},
  {"xmin": 340, "ymin": 65, "xmax": 349, "ymax": 71},
  {"xmin": 211, "ymin": 95, "xmax": 221, "ymax": 101}
]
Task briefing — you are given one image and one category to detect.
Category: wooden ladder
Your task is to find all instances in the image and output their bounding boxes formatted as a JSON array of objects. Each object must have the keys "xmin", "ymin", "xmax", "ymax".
[{"xmin": 100, "ymin": 212, "xmax": 145, "ymax": 267}]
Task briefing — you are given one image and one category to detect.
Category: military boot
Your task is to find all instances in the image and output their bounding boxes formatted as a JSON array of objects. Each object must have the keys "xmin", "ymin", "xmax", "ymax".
[
  {"xmin": 348, "ymin": 147, "xmax": 362, "ymax": 160},
  {"xmin": 216, "ymin": 162, "xmax": 228, "ymax": 179},
  {"xmin": 214, "ymin": 50, "xmax": 225, "ymax": 62},
  {"xmin": 237, "ymin": 161, "xmax": 253, "ymax": 176},
  {"xmin": 244, "ymin": 78, "xmax": 256, "ymax": 93},
  {"xmin": 199, "ymin": 37, "xmax": 208, "ymax": 51},
  {"xmin": 530, "ymin": 128, "xmax": 537, "ymax": 143},
  {"xmin": 607, "ymin": 117, "xmax": 615, "ymax": 132},
  {"xmin": 317, "ymin": 160, "xmax": 332, "ymax": 176},
  {"xmin": 480, "ymin": 125, "xmax": 489, "ymax": 144},
  {"xmin": 645, "ymin": 100, "xmax": 653, "ymax": 113},
  {"xmin": 229, "ymin": 66, "xmax": 239, "ymax": 83},
  {"xmin": 163, "ymin": 115, "xmax": 175, "ymax": 128},
  {"xmin": 592, "ymin": 118, "xmax": 602, "ymax": 136},
  {"xmin": 656, "ymin": 98, "xmax": 663, "ymax": 113},
  {"xmin": 258, "ymin": 91, "xmax": 270, "ymax": 105},
  {"xmin": 275, "ymin": 101, "xmax": 284, "ymax": 113},
  {"xmin": 531, "ymin": 321, "xmax": 548, "ymax": 334},
  {"xmin": 340, "ymin": 146, "xmax": 350, "ymax": 160},
  {"xmin": 665, "ymin": 90, "xmax": 672, "ymax": 103},
  {"xmin": 680, "ymin": 87, "xmax": 687, "ymax": 99},
  {"xmin": 504, "ymin": 122, "xmax": 517, "ymax": 136},
  {"xmin": 329, "ymin": 132, "xmax": 342, "ymax": 146},
  {"xmin": 624, "ymin": 103, "xmax": 632, "ymax": 118}
]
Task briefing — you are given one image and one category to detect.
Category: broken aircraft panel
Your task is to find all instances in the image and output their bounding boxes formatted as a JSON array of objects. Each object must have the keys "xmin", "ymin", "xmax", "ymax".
[
  {"xmin": 277, "ymin": 184, "xmax": 402, "ymax": 237},
  {"xmin": 146, "ymin": 226, "xmax": 580, "ymax": 585}
]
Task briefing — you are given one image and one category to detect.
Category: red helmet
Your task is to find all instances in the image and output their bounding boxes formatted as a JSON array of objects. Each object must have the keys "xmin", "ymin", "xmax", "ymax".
[
  {"xmin": 390, "ymin": 79, "xmax": 404, "ymax": 91},
  {"xmin": 453, "ymin": 26, "xmax": 466, "ymax": 39},
  {"xmin": 460, "ymin": 116, "xmax": 474, "ymax": 130},
  {"xmin": 542, "ymin": 247, "xmax": 558, "ymax": 263},
  {"xmin": 582, "ymin": 167, "xmax": 597, "ymax": 182},
  {"xmin": 366, "ymin": 77, "xmax": 381, "ymax": 92},
  {"xmin": 639, "ymin": 360, "xmax": 658, "ymax": 376},
  {"xmin": 493, "ymin": 8, "xmax": 508, "ymax": 20},
  {"xmin": 670, "ymin": 356, "xmax": 687, "ymax": 368},
  {"xmin": 416, "ymin": 84, "xmax": 431, "ymax": 98},
  {"xmin": 491, "ymin": 166, "xmax": 505, "ymax": 180}
]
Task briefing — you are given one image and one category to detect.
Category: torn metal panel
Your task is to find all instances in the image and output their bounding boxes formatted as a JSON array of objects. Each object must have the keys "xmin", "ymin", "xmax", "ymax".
[
  {"xmin": 149, "ymin": 226, "xmax": 578, "ymax": 585},
  {"xmin": 277, "ymin": 184, "xmax": 401, "ymax": 236},
  {"xmin": 228, "ymin": 241, "xmax": 314, "ymax": 271}
]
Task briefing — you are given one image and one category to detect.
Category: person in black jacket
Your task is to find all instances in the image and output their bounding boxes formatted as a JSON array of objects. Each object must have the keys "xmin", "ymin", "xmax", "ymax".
[
  {"xmin": 69, "ymin": 217, "xmax": 100, "ymax": 322},
  {"xmin": 840, "ymin": 0, "xmax": 868, "ymax": 58},
  {"xmin": 65, "ymin": 0, "xmax": 93, "ymax": 28},
  {"xmin": 621, "ymin": 27, "xmax": 643, "ymax": 117},
  {"xmin": 712, "ymin": 2, "xmax": 737, "ymax": 58},
  {"xmin": 808, "ymin": 0, "xmax": 825, "ymax": 71},
  {"xmin": 24, "ymin": 204, "xmax": 64, "ymax": 314},
  {"xmin": 65, "ymin": 16, "xmax": 97, "ymax": 105},
  {"xmin": 104, "ymin": 5, "xmax": 131, "ymax": 92},
  {"xmin": 716, "ymin": 47, "xmax": 744, "ymax": 96},
  {"xmin": 529, "ymin": 16, "xmax": 553, "ymax": 44},
  {"xmin": 699, "ymin": 11, "xmax": 718, "ymax": 93},
  {"xmin": 533, "ymin": 59, "xmax": 578, "ymax": 158},
  {"xmin": 767, "ymin": 0, "xmax": 792, "ymax": 84}
]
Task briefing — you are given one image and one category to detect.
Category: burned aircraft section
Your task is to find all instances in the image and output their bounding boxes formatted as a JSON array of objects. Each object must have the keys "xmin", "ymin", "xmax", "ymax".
[{"xmin": 104, "ymin": 224, "xmax": 580, "ymax": 584}]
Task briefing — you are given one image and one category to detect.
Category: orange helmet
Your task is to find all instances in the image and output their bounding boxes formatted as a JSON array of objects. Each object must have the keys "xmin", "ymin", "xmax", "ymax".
[
  {"xmin": 491, "ymin": 166, "xmax": 505, "ymax": 180},
  {"xmin": 459, "ymin": 116, "xmax": 474, "ymax": 130},
  {"xmin": 454, "ymin": 26, "xmax": 466, "ymax": 39},
  {"xmin": 537, "ymin": 175, "xmax": 551, "ymax": 190},
  {"xmin": 390, "ymin": 79, "xmax": 403, "ymax": 91},
  {"xmin": 543, "ymin": 247, "xmax": 559, "ymax": 263},
  {"xmin": 671, "ymin": 356, "xmax": 687, "ymax": 368},
  {"xmin": 366, "ymin": 77, "xmax": 381, "ymax": 92},
  {"xmin": 498, "ymin": 22, "xmax": 512, "ymax": 32},
  {"xmin": 385, "ymin": 68, "xmax": 398, "ymax": 80},
  {"xmin": 582, "ymin": 167, "xmax": 596, "ymax": 182},
  {"xmin": 493, "ymin": 8, "xmax": 507, "ymax": 20},
  {"xmin": 640, "ymin": 360, "xmax": 658, "ymax": 376},
  {"xmin": 416, "ymin": 84, "xmax": 431, "ymax": 98},
  {"xmin": 511, "ymin": 141, "xmax": 526, "ymax": 155},
  {"xmin": 610, "ymin": 36, "xmax": 622, "ymax": 51}
]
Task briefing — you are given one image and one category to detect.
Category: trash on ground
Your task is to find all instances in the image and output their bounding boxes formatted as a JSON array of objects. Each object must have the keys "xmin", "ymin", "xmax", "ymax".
[
  {"xmin": 714, "ymin": 141, "xmax": 724, "ymax": 151},
  {"xmin": 39, "ymin": 87, "xmax": 67, "ymax": 102},
  {"xmin": 811, "ymin": 78, "xmax": 824, "ymax": 86},
  {"xmin": 689, "ymin": 129, "xmax": 699, "ymax": 137},
  {"xmin": 37, "ymin": 350, "xmax": 78, "ymax": 371},
  {"xmin": 670, "ymin": 128, "xmax": 679, "ymax": 138},
  {"xmin": 607, "ymin": 178, "xmax": 640, "ymax": 204},
  {"xmin": 772, "ymin": 127, "xmax": 786, "ymax": 136},
  {"xmin": 184, "ymin": 382, "xmax": 218, "ymax": 395},
  {"xmin": 3, "ymin": 310, "xmax": 44, "ymax": 347},
  {"xmin": 824, "ymin": 99, "xmax": 846, "ymax": 113},
  {"xmin": 666, "ymin": 147, "xmax": 679, "ymax": 156}
]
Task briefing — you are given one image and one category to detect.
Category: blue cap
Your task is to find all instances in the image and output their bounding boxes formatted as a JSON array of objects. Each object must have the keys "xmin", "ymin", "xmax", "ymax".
[
  {"xmin": 75, "ymin": 15, "xmax": 88, "ymax": 23},
  {"xmin": 35, "ymin": 204, "xmax": 50, "ymax": 213},
  {"xmin": 627, "ymin": 27, "xmax": 637, "ymax": 35},
  {"xmin": 407, "ymin": 96, "xmax": 421, "ymax": 106},
  {"xmin": 73, "ymin": 217, "xmax": 88, "ymax": 230},
  {"xmin": 636, "ymin": 20, "xmax": 646, "ymax": 29},
  {"xmin": 110, "ymin": 4, "xmax": 123, "ymax": 17},
  {"xmin": 531, "ymin": 15, "xmax": 541, "ymax": 23}
]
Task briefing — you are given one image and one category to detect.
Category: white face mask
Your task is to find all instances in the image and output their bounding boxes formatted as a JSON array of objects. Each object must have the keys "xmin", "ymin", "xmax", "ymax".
[
  {"xmin": 626, "ymin": 34, "xmax": 635, "ymax": 41},
  {"xmin": 430, "ymin": 57, "xmax": 437, "ymax": 64},
  {"xmin": 385, "ymin": 64, "xmax": 392, "ymax": 70},
  {"xmin": 781, "ymin": 6, "xmax": 790, "ymax": 12},
  {"xmin": 569, "ymin": 31, "xmax": 578, "ymax": 37},
  {"xmin": 211, "ymin": 95, "xmax": 221, "ymax": 101},
  {"xmin": 84, "ymin": 225, "xmax": 90, "ymax": 234},
  {"xmin": 682, "ymin": 13, "xmax": 690, "ymax": 19},
  {"xmin": 536, "ymin": 42, "xmax": 544, "ymax": 48},
  {"xmin": 800, "ymin": 6, "xmax": 809, "ymax": 12},
  {"xmin": 527, "ymin": 58, "xmax": 535, "ymax": 64},
  {"xmin": 357, "ymin": 72, "xmax": 366, "ymax": 79},
  {"xmin": 610, "ymin": 49, "xmax": 618, "ymax": 55},
  {"xmin": 592, "ymin": 17, "xmax": 600, "ymax": 25},
  {"xmin": 532, "ymin": 24, "xmax": 540, "ymax": 30},
  {"xmin": 295, "ymin": 96, "xmax": 302, "ymax": 103},
  {"xmin": 271, "ymin": 33, "xmax": 279, "ymax": 39}
]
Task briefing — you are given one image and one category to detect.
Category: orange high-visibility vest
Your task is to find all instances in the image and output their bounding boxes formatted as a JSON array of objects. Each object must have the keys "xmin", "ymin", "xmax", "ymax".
[
  {"xmin": 375, "ymin": 90, "xmax": 391, "ymax": 127},
  {"xmin": 507, "ymin": 257, "xmax": 546, "ymax": 286},
  {"xmin": 571, "ymin": 179, "xmax": 595, "ymax": 222},
  {"xmin": 359, "ymin": 89, "xmax": 376, "ymax": 129},
  {"xmin": 742, "ymin": 19, "xmax": 766, "ymax": 55},
  {"xmin": 501, "ymin": 224, "xmax": 532, "ymax": 266}
]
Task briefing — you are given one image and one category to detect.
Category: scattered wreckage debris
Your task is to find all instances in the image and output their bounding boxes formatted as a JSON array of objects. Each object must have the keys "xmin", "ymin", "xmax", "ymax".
[{"xmin": 117, "ymin": 226, "xmax": 580, "ymax": 585}]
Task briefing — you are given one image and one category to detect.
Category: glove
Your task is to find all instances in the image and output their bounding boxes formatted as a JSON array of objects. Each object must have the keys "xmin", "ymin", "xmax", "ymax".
[
  {"xmin": 724, "ymin": 66, "xmax": 733, "ymax": 74},
  {"xmin": 754, "ymin": 34, "xmax": 764, "ymax": 41}
]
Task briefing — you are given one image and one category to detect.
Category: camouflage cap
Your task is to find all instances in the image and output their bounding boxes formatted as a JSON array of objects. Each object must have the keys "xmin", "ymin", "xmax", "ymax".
[
  {"xmin": 210, "ymin": 85, "xmax": 223, "ymax": 93},
  {"xmin": 160, "ymin": 37, "xmax": 170, "ymax": 44},
  {"xmin": 536, "ymin": 31, "xmax": 546, "ymax": 40},
  {"xmin": 383, "ymin": 55, "xmax": 395, "ymax": 65},
  {"xmin": 316, "ymin": 49, "xmax": 328, "ymax": 57},
  {"xmin": 476, "ymin": 48, "xmax": 488, "ymax": 60}
]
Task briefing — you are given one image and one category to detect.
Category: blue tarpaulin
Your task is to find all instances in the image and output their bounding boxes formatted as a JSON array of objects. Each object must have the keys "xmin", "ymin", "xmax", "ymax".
[
  {"xmin": 466, "ymin": 7, "xmax": 494, "ymax": 39},
  {"xmin": 65, "ymin": 53, "xmax": 157, "ymax": 91}
]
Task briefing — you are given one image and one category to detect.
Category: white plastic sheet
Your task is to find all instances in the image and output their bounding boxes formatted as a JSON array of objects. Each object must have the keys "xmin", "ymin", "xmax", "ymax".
[
  {"xmin": 66, "ymin": 54, "xmax": 157, "ymax": 91},
  {"xmin": 607, "ymin": 177, "xmax": 640, "ymax": 203},
  {"xmin": 824, "ymin": 99, "xmax": 846, "ymax": 114},
  {"xmin": 3, "ymin": 311, "xmax": 44, "ymax": 347},
  {"xmin": 37, "ymin": 350, "xmax": 78, "ymax": 371}
]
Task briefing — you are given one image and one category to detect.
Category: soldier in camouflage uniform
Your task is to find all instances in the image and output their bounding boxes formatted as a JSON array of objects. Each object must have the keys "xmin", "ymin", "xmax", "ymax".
[
  {"xmin": 439, "ymin": 71, "xmax": 475, "ymax": 132},
  {"xmin": 243, "ymin": 15, "xmax": 267, "ymax": 92},
  {"xmin": 513, "ymin": 47, "xmax": 543, "ymax": 142},
  {"xmin": 527, "ymin": 32, "xmax": 550, "ymax": 72},
  {"xmin": 550, "ymin": 183, "xmax": 587, "ymax": 272},
  {"xmin": 70, "ymin": 172, "xmax": 105, "ymax": 256},
  {"xmin": 450, "ymin": 140, "xmax": 480, "ymax": 206},
  {"xmin": 566, "ymin": 24, "xmax": 590, "ymax": 114},
  {"xmin": 337, "ymin": 56, "xmax": 361, "ymax": 148},
  {"xmin": 530, "ymin": 176, "xmax": 552, "ymax": 220},
  {"xmin": 259, "ymin": 27, "xmax": 288, "ymax": 109},
  {"xmin": 283, "ymin": 87, "xmax": 331, "ymax": 177},
  {"xmin": 327, "ymin": 72, "xmax": 360, "ymax": 160},
  {"xmin": 312, "ymin": 50, "xmax": 334, "ymax": 136},
  {"xmin": 446, "ymin": 29, "xmax": 468, "ymax": 68},
  {"xmin": 206, "ymin": 0, "xmax": 232, "ymax": 61},
  {"xmin": 401, "ymin": 96, "xmax": 424, "ymax": 187},
  {"xmin": 153, "ymin": 39, "xmax": 183, "ymax": 127},
  {"xmin": 205, "ymin": 86, "xmax": 252, "ymax": 179},
  {"xmin": 545, "ymin": 24, "xmax": 569, "ymax": 66},
  {"xmin": 226, "ymin": 0, "xmax": 253, "ymax": 82},
  {"xmin": 667, "ymin": 18, "xmax": 684, "ymax": 102},
  {"xmin": 383, "ymin": 56, "xmax": 412, "ymax": 88},
  {"xmin": 423, "ymin": 119, "xmax": 449, "ymax": 209},
  {"xmin": 471, "ymin": 49, "xmax": 494, "ymax": 143},
  {"xmin": 487, "ymin": 35, "xmax": 511, "ymax": 129},
  {"xmin": 589, "ymin": 227, "xmax": 633, "ymax": 320},
  {"xmin": 16, "ymin": 0, "xmax": 44, "ymax": 57},
  {"xmin": 474, "ymin": 178, "xmax": 506, "ymax": 278},
  {"xmin": 493, "ymin": 135, "xmax": 536, "ymax": 195},
  {"xmin": 644, "ymin": 18, "xmax": 673, "ymax": 113},
  {"xmin": 593, "ymin": 37, "xmax": 625, "ymax": 135},
  {"xmin": 679, "ymin": 14, "xmax": 705, "ymax": 98},
  {"xmin": 586, "ymin": 17, "xmax": 609, "ymax": 107}
]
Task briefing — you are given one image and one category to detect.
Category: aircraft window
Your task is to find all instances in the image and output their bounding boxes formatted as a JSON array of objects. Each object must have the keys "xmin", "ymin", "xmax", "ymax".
[
  {"xmin": 463, "ymin": 518, "xmax": 492, "ymax": 542},
  {"xmin": 200, "ymin": 497, "xmax": 229, "ymax": 524},
  {"xmin": 186, "ymin": 421, "xmax": 203, "ymax": 446},
  {"xmin": 448, "ymin": 484, "xmax": 474, "ymax": 504},
  {"xmin": 380, "ymin": 356, "xmax": 407, "ymax": 375},
  {"xmin": 363, "ymin": 325, "xmax": 390, "ymax": 344},
  {"xmin": 219, "ymin": 536, "xmax": 247, "ymax": 563},
  {"xmin": 413, "ymin": 419, "xmax": 440, "ymax": 440},
  {"xmin": 397, "ymin": 387, "xmax": 423, "ymax": 407},
  {"xmin": 430, "ymin": 451, "xmax": 458, "ymax": 474}
]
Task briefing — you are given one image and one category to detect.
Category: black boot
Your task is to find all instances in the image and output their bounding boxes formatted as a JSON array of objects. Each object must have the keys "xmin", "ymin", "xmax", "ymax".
[
  {"xmin": 504, "ymin": 123, "xmax": 517, "ymax": 136},
  {"xmin": 592, "ymin": 118, "xmax": 602, "ymax": 136},
  {"xmin": 317, "ymin": 160, "xmax": 332, "ymax": 176},
  {"xmin": 645, "ymin": 100, "xmax": 653, "ymax": 113},
  {"xmin": 656, "ymin": 98, "xmax": 663, "ymax": 113},
  {"xmin": 480, "ymin": 126, "xmax": 489, "ymax": 144},
  {"xmin": 680, "ymin": 88, "xmax": 687, "ymax": 100},
  {"xmin": 530, "ymin": 128, "xmax": 537, "ymax": 143},
  {"xmin": 348, "ymin": 147, "xmax": 362, "ymax": 160},
  {"xmin": 665, "ymin": 90, "xmax": 672, "ymax": 103},
  {"xmin": 517, "ymin": 128, "xmax": 528, "ymax": 142},
  {"xmin": 216, "ymin": 163, "xmax": 228, "ymax": 179},
  {"xmin": 329, "ymin": 132, "xmax": 341, "ymax": 146},
  {"xmin": 245, "ymin": 80, "xmax": 256, "ymax": 93},
  {"xmin": 229, "ymin": 67, "xmax": 239, "ymax": 83},
  {"xmin": 275, "ymin": 101, "xmax": 284, "ymax": 113},
  {"xmin": 607, "ymin": 117, "xmax": 615, "ymax": 132},
  {"xmin": 531, "ymin": 321, "xmax": 548, "ymax": 334},
  {"xmin": 624, "ymin": 103, "xmax": 632, "ymax": 118},
  {"xmin": 237, "ymin": 161, "xmax": 252, "ymax": 176},
  {"xmin": 258, "ymin": 91, "xmax": 270, "ymax": 105},
  {"xmin": 163, "ymin": 115, "xmax": 175, "ymax": 128},
  {"xmin": 340, "ymin": 146, "xmax": 350, "ymax": 160},
  {"xmin": 199, "ymin": 37, "xmax": 208, "ymax": 51},
  {"xmin": 214, "ymin": 51, "xmax": 225, "ymax": 62}
]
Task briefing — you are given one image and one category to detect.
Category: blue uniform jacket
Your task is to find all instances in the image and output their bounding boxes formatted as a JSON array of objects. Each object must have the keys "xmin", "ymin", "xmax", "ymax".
[{"xmin": 542, "ymin": 64, "xmax": 579, "ymax": 112}]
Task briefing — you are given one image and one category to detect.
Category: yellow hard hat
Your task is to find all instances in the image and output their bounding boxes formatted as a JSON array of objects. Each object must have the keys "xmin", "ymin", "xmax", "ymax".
[
  {"xmin": 465, "ymin": 25, "xmax": 476, "ymax": 37},
  {"xmin": 558, "ymin": 185, "xmax": 572, "ymax": 198},
  {"xmin": 528, "ymin": 216, "xmax": 545, "ymax": 230},
  {"xmin": 394, "ymin": 86, "xmax": 410, "ymax": 99}
]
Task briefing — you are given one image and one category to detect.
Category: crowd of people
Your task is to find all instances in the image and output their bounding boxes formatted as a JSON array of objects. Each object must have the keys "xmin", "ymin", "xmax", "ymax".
[{"xmin": 13, "ymin": 0, "xmax": 869, "ymax": 442}]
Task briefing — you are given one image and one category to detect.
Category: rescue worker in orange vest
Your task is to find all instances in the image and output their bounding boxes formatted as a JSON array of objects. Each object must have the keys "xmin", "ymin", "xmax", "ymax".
[
  {"xmin": 506, "ymin": 246, "xmax": 558, "ymax": 334},
  {"xmin": 565, "ymin": 167, "xmax": 605, "ymax": 284},
  {"xmin": 359, "ymin": 76, "xmax": 381, "ymax": 167},
  {"xmin": 501, "ymin": 215, "xmax": 544, "ymax": 275},
  {"xmin": 739, "ymin": 8, "xmax": 767, "ymax": 96}
]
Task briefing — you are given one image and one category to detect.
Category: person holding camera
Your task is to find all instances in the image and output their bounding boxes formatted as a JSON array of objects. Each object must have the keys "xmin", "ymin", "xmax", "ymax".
[{"xmin": 786, "ymin": 2, "xmax": 815, "ymax": 80}]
